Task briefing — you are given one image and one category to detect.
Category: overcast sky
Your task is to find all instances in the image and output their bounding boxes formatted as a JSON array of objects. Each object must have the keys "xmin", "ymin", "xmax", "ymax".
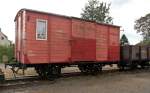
[{"xmin": 0, "ymin": 0, "xmax": 150, "ymax": 44}]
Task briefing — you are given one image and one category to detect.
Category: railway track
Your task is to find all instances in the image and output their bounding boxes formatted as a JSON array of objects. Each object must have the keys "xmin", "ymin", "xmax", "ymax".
[
  {"xmin": 0, "ymin": 75, "xmax": 40, "ymax": 87},
  {"xmin": 1, "ymin": 68, "xmax": 150, "ymax": 87},
  {"xmin": 0, "ymin": 69, "xmax": 119, "ymax": 87}
]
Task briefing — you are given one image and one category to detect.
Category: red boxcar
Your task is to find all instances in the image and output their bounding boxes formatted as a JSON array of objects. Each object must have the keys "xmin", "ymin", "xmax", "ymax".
[{"xmin": 14, "ymin": 9, "xmax": 120, "ymax": 65}]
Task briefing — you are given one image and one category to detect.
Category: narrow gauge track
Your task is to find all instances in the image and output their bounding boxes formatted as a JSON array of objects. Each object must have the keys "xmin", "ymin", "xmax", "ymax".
[
  {"xmin": 1, "ymin": 68, "xmax": 150, "ymax": 87},
  {"xmin": 1, "ymin": 72, "xmax": 85, "ymax": 87},
  {"xmin": 0, "ymin": 76, "xmax": 40, "ymax": 87},
  {"xmin": 0, "ymin": 69, "xmax": 119, "ymax": 87}
]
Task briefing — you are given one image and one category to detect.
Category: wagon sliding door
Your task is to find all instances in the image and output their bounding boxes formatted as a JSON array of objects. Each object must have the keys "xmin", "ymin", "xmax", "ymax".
[{"xmin": 71, "ymin": 19, "xmax": 96, "ymax": 62}]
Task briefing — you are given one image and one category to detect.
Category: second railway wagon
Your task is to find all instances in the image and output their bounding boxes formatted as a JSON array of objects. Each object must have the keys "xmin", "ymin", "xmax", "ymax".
[
  {"xmin": 14, "ymin": 9, "xmax": 120, "ymax": 78},
  {"xmin": 120, "ymin": 45, "xmax": 150, "ymax": 69}
]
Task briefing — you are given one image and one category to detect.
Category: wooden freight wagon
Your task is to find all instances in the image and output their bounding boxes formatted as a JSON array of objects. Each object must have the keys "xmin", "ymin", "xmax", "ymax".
[{"xmin": 14, "ymin": 9, "xmax": 120, "ymax": 78}]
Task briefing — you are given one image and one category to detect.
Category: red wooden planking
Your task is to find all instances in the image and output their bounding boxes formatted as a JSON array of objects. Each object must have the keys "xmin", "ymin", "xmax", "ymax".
[
  {"xmin": 71, "ymin": 37, "xmax": 96, "ymax": 61},
  {"xmin": 96, "ymin": 25, "xmax": 109, "ymax": 61},
  {"xmin": 50, "ymin": 15, "xmax": 71, "ymax": 62}
]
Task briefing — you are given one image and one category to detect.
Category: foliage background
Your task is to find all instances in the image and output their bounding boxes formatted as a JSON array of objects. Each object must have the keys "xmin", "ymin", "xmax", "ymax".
[
  {"xmin": 0, "ymin": 45, "xmax": 14, "ymax": 63},
  {"xmin": 81, "ymin": 0, "xmax": 113, "ymax": 24}
]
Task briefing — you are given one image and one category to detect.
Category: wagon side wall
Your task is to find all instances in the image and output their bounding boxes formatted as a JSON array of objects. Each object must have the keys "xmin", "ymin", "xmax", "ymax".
[{"xmin": 15, "ymin": 9, "xmax": 120, "ymax": 64}]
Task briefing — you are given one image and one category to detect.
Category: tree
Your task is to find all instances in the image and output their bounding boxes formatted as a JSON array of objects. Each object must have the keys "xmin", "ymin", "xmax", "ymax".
[
  {"xmin": 134, "ymin": 13, "xmax": 150, "ymax": 41},
  {"xmin": 120, "ymin": 34, "xmax": 129, "ymax": 46},
  {"xmin": 81, "ymin": 0, "xmax": 113, "ymax": 24},
  {"xmin": 0, "ymin": 45, "xmax": 14, "ymax": 63}
]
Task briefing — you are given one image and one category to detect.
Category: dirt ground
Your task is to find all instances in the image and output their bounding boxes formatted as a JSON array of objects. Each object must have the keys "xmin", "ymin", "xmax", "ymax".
[{"xmin": 1, "ymin": 64, "xmax": 150, "ymax": 93}]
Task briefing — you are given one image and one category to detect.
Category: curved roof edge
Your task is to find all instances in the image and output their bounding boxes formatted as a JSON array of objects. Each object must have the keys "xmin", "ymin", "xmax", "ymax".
[{"xmin": 14, "ymin": 8, "xmax": 121, "ymax": 28}]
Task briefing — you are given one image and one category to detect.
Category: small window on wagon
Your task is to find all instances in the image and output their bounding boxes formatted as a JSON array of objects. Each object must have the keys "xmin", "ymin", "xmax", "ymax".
[{"xmin": 36, "ymin": 19, "xmax": 47, "ymax": 40}]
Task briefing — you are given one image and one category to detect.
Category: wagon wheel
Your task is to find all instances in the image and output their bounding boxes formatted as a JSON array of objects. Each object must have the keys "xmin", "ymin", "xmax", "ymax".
[
  {"xmin": 118, "ymin": 61, "xmax": 133, "ymax": 70},
  {"xmin": 46, "ymin": 65, "xmax": 61, "ymax": 80},
  {"xmin": 78, "ymin": 64, "xmax": 102, "ymax": 75},
  {"xmin": 85, "ymin": 65, "xmax": 93, "ymax": 74},
  {"xmin": 130, "ymin": 63, "xmax": 138, "ymax": 70},
  {"xmin": 140, "ymin": 62, "xmax": 148, "ymax": 69},
  {"xmin": 78, "ymin": 64, "xmax": 90, "ymax": 74},
  {"xmin": 90, "ymin": 64, "xmax": 102, "ymax": 75},
  {"xmin": 117, "ymin": 63, "xmax": 125, "ymax": 71},
  {"xmin": 35, "ymin": 66, "xmax": 47, "ymax": 79},
  {"xmin": 78, "ymin": 64, "xmax": 91, "ymax": 74},
  {"xmin": 35, "ymin": 65, "xmax": 61, "ymax": 80}
]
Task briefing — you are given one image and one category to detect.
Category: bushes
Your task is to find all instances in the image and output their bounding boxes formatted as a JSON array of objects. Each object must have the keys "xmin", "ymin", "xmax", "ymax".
[{"xmin": 0, "ymin": 45, "xmax": 14, "ymax": 63}]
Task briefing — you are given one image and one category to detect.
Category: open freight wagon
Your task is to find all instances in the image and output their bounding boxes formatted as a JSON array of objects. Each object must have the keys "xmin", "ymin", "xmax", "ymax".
[
  {"xmin": 120, "ymin": 45, "xmax": 150, "ymax": 69},
  {"xmin": 13, "ymin": 9, "xmax": 120, "ymax": 78}
]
